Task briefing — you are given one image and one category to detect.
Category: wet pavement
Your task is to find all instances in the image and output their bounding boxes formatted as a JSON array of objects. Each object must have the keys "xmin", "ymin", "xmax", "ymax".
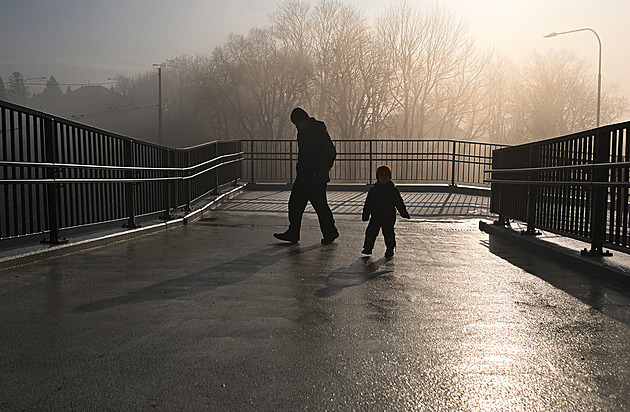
[{"xmin": 1, "ymin": 190, "xmax": 630, "ymax": 410}]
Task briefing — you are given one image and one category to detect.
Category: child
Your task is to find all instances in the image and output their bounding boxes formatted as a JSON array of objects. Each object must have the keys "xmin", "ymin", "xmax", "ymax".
[{"xmin": 362, "ymin": 164, "xmax": 410, "ymax": 258}]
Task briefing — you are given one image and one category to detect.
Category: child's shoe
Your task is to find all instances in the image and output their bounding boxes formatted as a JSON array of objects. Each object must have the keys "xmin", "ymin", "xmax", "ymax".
[
  {"xmin": 385, "ymin": 248, "xmax": 394, "ymax": 258},
  {"xmin": 361, "ymin": 248, "xmax": 372, "ymax": 255}
]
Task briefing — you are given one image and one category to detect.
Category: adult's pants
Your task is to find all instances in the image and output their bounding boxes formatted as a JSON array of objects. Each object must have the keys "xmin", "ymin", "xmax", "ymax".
[{"xmin": 287, "ymin": 180, "xmax": 337, "ymax": 239}]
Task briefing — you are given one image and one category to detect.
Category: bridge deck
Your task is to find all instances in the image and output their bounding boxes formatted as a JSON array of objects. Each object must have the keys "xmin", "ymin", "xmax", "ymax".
[{"xmin": 1, "ymin": 190, "xmax": 630, "ymax": 410}]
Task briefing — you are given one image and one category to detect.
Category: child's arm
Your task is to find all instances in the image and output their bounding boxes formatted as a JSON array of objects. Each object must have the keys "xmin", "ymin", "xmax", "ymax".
[
  {"xmin": 394, "ymin": 189, "xmax": 410, "ymax": 219},
  {"xmin": 362, "ymin": 191, "xmax": 372, "ymax": 221}
]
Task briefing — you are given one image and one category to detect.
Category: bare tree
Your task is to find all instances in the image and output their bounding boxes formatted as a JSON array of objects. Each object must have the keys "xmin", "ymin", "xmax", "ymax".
[
  {"xmin": 269, "ymin": 0, "xmax": 314, "ymax": 131},
  {"xmin": 599, "ymin": 81, "xmax": 628, "ymax": 127},
  {"xmin": 431, "ymin": 41, "xmax": 492, "ymax": 141},
  {"xmin": 203, "ymin": 28, "xmax": 312, "ymax": 140},
  {"xmin": 108, "ymin": 74, "xmax": 132, "ymax": 98},
  {"xmin": 361, "ymin": 40, "xmax": 397, "ymax": 140},
  {"xmin": 309, "ymin": 0, "xmax": 388, "ymax": 140},
  {"xmin": 375, "ymin": 3, "xmax": 482, "ymax": 140},
  {"xmin": 167, "ymin": 54, "xmax": 237, "ymax": 143},
  {"xmin": 189, "ymin": 48, "xmax": 246, "ymax": 141},
  {"xmin": 269, "ymin": 0, "xmax": 312, "ymax": 58},
  {"xmin": 374, "ymin": 1, "xmax": 423, "ymax": 140},
  {"xmin": 0, "ymin": 76, "xmax": 6, "ymax": 100},
  {"xmin": 106, "ymin": 71, "xmax": 160, "ymax": 142},
  {"xmin": 475, "ymin": 54, "xmax": 518, "ymax": 143},
  {"xmin": 515, "ymin": 50, "xmax": 598, "ymax": 141}
]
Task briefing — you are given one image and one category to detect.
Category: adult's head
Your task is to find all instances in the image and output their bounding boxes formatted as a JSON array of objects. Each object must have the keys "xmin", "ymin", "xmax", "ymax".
[{"xmin": 291, "ymin": 107, "xmax": 310, "ymax": 131}]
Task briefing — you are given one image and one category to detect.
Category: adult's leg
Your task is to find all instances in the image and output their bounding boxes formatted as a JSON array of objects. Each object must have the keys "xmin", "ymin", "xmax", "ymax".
[
  {"xmin": 309, "ymin": 183, "xmax": 338, "ymax": 238},
  {"xmin": 286, "ymin": 182, "xmax": 309, "ymax": 239}
]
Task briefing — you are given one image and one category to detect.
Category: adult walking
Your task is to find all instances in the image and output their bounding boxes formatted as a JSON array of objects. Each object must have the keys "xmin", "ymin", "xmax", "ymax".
[{"xmin": 274, "ymin": 108, "xmax": 339, "ymax": 244}]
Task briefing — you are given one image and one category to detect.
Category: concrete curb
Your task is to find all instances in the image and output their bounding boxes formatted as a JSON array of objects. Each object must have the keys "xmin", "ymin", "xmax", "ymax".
[
  {"xmin": 479, "ymin": 220, "xmax": 630, "ymax": 288},
  {"xmin": 0, "ymin": 186, "xmax": 245, "ymax": 271}
]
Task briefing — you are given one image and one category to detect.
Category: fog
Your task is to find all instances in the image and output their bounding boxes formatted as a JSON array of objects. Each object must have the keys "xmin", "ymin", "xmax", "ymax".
[{"xmin": 2, "ymin": 0, "xmax": 629, "ymax": 147}]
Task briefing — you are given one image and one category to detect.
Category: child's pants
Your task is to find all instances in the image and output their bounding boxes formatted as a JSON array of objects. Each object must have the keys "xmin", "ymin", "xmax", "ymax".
[{"xmin": 363, "ymin": 217, "xmax": 396, "ymax": 251}]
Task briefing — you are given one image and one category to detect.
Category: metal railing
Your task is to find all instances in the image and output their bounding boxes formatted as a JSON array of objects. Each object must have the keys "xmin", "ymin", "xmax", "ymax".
[
  {"xmin": 0, "ymin": 100, "xmax": 242, "ymax": 244},
  {"xmin": 486, "ymin": 121, "xmax": 630, "ymax": 255},
  {"xmin": 243, "ymin": 139, "xmax": 507, "ymax": 186}
]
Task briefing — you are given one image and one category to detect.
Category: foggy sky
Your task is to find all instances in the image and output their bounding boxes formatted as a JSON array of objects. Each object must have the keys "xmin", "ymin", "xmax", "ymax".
[{"xmin": 2, "ymin": 0, "xmax": 629, "ymax": 111}]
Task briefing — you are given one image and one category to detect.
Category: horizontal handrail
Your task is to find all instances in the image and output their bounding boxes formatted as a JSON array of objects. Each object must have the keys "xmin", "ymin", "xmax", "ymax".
[
  {"xmin": 250, "ymin": 138, "xmax": 499, "ymax": 145},
  {"xmin": 486, "ymin": 161, "xmax": 630, "ymax": 174},
  {"xmin": 486, "ymin": 180, "xmax": 630, "ymax": 187},
  {"xmin": 0, "ymin": 158, "xmax": 243, "ymax": 184},
  {"xmin": 0, "ymin": 152, "xmax": 243, "ymax": 175}
]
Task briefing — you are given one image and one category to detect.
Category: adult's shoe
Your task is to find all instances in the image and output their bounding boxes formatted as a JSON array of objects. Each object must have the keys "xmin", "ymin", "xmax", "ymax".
[
  {"xmin": 273, "ymin": 231, "xmax": 298, "ymax": 243},
  {"xmin": 321, "ymin": 232, "xmax": 339, "ymax": 245}
]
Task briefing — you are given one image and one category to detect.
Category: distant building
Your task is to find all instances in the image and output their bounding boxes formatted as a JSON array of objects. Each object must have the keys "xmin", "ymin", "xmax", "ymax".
[
  {"xmin": 31, "ymin": 85, "xmax": 128, "ymax": 120},
  {"xmin": 30, "ymin": 85, "xmax": 157, "ymax": 142}
]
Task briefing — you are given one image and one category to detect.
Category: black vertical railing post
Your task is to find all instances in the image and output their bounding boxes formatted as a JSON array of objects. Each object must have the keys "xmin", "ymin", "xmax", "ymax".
[
  {"xmin": 584, "ymin": 129, "xmax": 612, "ymax": 255},
  {"xmin": 212, "ymin": 143, "xmax": 219, "ymax": 194},
  {"xmin": 523, "ymin": 145, "xmax": 540, "ymax": 235},
  {"xmin": 450, "ymin": 140, "xmax": 456, "ymax": 186},
  {"xmin": 123, "ymin": 139, "xmax": 139, "ymax": 228},
  {"xmin": 250, "ymin": 141, "xmax": 255, "ymax": 184},
  {"xmin": 41, "ymin": 116, "xmax": 67, "ymax": 244},
  {"xmin": 369, "ymin": 140, "xmax": 373, "ymax": 184},
  {"xmin": 491, "ymin": 150, "xmax": 509, "ymax": 226},
  {"xmin": 183, "ymin": 149, "xmax": 192, "ymax": 211},
  {"xmin": 235, "ymin": 142, "xmax": 239, "ymax": 185},
  {"xmin": 160, "ymin": 148, "xmax": 173, "ymax": 220},
  {"xmin": 170, "ymin": 149, "xmax": 177, "ymax": 211},
  {"xmin": 234, "ymin": 140, "xmax": 241, "ymax": 186}
]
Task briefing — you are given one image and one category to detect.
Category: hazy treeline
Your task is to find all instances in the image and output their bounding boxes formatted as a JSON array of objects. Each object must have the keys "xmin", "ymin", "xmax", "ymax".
[
  {"xmin": 3, "ymin": 0, "xmax": 628, "ymax": 147},
  {"xmin": 161, "ymin": 0, "xmax": 628, "ymax": 145},
  {"xmin": 0, "ymin": 73, "xmax": 64, "ymax": 104}
]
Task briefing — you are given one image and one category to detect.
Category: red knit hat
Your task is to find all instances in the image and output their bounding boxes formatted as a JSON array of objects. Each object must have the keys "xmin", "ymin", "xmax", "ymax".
[{"xmin": 376, "ymin": 164, "xmax": 391, "ymax": 178}]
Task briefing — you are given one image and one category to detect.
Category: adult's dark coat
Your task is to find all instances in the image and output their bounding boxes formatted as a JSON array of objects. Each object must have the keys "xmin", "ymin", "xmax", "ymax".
[{"xmin": 295, "ymin": 118, "xmax": 336, "ymax": 184}]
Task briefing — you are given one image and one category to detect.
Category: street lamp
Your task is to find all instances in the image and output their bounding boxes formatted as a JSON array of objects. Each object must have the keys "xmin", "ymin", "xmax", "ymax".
[
  {"xmin": 161, "ymin": 64, "xmax": 182, "ymax": 126},
  {"xmin": 544, "ymin": 28, "xmax": 602, "ymax": 127},
  {"xmin": 152, "ymin": 64, "xmax": 164, "ymax": 144},
  {"xmin": 152, "ymin": 63, "xmax": 182, "ymax": 145},
  {"xmin": 23, "ymin": 76, "xmax": 47, "ymax": 105}
]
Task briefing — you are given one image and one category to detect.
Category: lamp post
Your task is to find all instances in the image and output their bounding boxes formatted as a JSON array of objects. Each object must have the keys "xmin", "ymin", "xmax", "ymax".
[
  {"xmin": 544, "ymin": 28, "xmax": 602, "ymax": 127},
  {"xmin": 152, "ymin": 63, "xmax": 182, "ymax": 145},
  {"xmin": 23, "ymin": 76, "xmax": 47, "ymax": 105},
  {"xmin": 152, "ymin": 64, "xmax": 163, "ymax": 144}
]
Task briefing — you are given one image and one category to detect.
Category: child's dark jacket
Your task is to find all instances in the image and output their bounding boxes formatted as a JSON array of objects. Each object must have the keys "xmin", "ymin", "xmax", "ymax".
[{"xmin": 362, "ymin": 181, "xmax": 410, "ymax": 222}]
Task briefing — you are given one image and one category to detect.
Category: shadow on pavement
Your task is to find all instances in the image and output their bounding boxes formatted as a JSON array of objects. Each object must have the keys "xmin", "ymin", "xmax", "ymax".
[
  {"xmin": 314, "ymin": 256, "xmax": 392, "ymax": 298},
  {"xmin": 73, "ymin": 243, "xmax": 321, "ymax": 313},
  {"xmin": 483, "ymin": 234, "xmax": 630, "ymax": 327}
]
